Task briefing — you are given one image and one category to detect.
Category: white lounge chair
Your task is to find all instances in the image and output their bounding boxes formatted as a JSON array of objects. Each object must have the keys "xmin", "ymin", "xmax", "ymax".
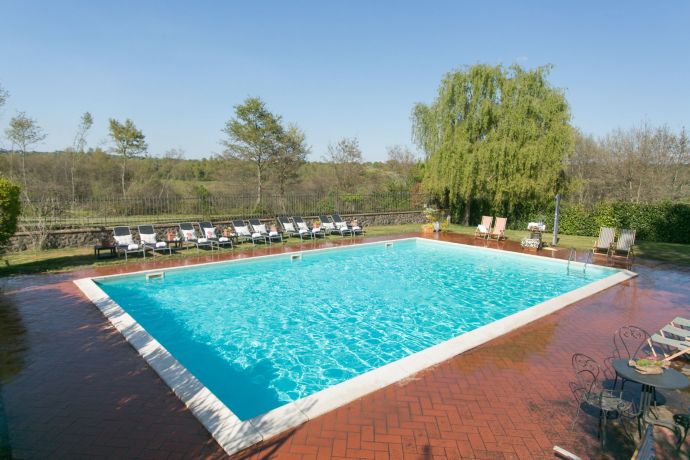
[
  {"xmin": 249, "ymin": 218, "xmax": 282, "ymax": 244},
  {"xmin": 232, "ymin": 219, "xmax": 266, "ymax": 245},
  {"xmin": 137, "ymin": 224, "xmax": 172, "ymax": 255},
  {"xmin": 113, "ymin": 226, "xmax": 146, "ymax": 261},
  {"xmin": 648, "ymin": 333, "xmax": 690, "ymax": 358},
  {"xmin": 608, "ymin": 228, "xmax": 635, "ymax": 261},
  {"xmin": 179, "ymin": 222, "xmax": 215, "ymax": 251},
  {"xmin": 199, "ymin": 221, "xmax": 233, "ymax": 249}
]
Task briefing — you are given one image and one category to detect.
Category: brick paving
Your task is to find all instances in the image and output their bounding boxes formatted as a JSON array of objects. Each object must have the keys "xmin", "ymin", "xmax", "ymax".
[{"xmin": 0, "ymin": 233, "xmax": 689, "ymax": 459}]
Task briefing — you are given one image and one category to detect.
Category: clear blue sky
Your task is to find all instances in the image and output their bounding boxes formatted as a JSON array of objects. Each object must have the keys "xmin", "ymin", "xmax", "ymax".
[{"xmin": 1, "ymin": 1, "xmax": 688, "ymax": 161}]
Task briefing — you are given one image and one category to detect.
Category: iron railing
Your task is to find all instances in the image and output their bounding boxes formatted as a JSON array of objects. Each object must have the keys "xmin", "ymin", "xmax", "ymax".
[{"xmin": 18, "ymin": 192, "xmax": 428, "ymax": 229}]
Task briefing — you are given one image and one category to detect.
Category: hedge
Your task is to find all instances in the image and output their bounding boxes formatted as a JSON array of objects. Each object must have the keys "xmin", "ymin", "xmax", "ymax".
[
  {"xmin": 557, "ymin": 201, "xmax": 690, "ymax": 244},
  {"xmin": 452, "ymin": 199, "xmax": 690, "ymax": 244}
]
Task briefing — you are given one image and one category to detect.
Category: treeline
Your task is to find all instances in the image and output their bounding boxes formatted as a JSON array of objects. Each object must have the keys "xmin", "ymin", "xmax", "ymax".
[
  {"xmin": 0, "ymin": 147, "xmax": 421, "ymax": 202},
  {"xmin": 1, "ymin": 76, "xmax": 689, "ymax": 231}
]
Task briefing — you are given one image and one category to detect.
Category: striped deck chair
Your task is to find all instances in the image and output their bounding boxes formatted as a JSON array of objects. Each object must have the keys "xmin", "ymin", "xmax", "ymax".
[
  {"xmin": 475, "ymin": 216, "xmax": 493, "ymax": 239},
  {"xmin": 488, "ymin": 217, "xmax": 507, "ymax": 240},
  {"xmin": 608, "ymin": 228, "xmax": 635, "ymax": 261},
  {"xmin": 593, "ymin": 227, "xmax": 615, "ymax": 255}
]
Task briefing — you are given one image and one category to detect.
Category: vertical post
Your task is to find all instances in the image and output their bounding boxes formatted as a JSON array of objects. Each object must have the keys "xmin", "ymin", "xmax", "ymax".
[{"xmin": 552, "ymin": 193, "xmax": 561, "ymax": 246}]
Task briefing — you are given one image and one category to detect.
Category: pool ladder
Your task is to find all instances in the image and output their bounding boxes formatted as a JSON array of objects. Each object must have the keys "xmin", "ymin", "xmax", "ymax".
[{"xmin": 567, "ymin": 248, "xmax": 592, "ymax": 274}]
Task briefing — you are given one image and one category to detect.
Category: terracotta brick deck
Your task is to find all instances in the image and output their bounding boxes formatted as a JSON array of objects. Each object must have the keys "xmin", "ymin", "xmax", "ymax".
[{"xmin": 1, "ymin": 233, "xmax": 688, "ymax": 459}]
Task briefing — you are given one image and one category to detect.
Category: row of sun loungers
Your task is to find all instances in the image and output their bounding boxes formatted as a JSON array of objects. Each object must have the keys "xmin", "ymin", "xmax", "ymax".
[{"xmin": 111, "ymin": 214, "xmax": 364, "ymax": 259}]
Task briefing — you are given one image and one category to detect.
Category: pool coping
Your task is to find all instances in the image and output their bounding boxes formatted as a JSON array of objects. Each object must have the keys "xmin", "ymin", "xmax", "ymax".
[{"xmin": 73, "ymin": 237, "xmax": 637, "ymax": 456}]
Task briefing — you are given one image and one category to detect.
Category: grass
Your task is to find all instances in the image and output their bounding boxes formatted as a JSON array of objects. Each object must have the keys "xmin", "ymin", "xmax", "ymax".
[{"xmin": 2, "ymin": 223, "xmax": 689, "ymax": 277}]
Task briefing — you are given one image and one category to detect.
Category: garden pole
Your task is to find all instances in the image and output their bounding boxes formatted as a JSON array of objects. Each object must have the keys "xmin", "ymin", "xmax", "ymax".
[{"xmin": 552, "ymin": 194, "xmax": 560, "ymax": 246}]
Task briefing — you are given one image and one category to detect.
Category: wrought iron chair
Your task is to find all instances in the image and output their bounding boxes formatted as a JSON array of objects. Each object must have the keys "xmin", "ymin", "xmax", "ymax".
[
  {"xmin": 612, "ymin": 326, "xmax": 651, "ymax": 390},
  {"xmin": 570, "ymin": 353, "xmax": 641, "ymax": 448}
]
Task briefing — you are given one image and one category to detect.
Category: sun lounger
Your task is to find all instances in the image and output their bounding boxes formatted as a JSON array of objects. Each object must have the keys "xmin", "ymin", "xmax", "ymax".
[
  {"xmin": 137, "ymin": 224, "xmax": 172, "ymax": 255},
  {"xmin": 179, "ymin": 222, "xmax": 215, "ymax": 251},
  {"xmin": 113, "ymin": 226, "xmax": 146, "ymax": 261},
  {"xmin": 648, "ymin": 333, "xmax": 690, "ymax": 358},
  {"xmin": 661, "ymin": 324, "xmax": 690, "ymax": 341},
  {"xmin": 249, "ymin": 218, "xmax": 282, "ymax": 243},
  {"xmin": 199, "ymin": 221, "xmax": 233, "ymax": 249},
  {"xmin": 320, "ymin": 214, "xmax": 351, "ymax": 237},
  {"xmin": 608, "ymin": 228, "xmax": 635, "ymax": 261},
  {"xmin": 475, "ymin": 216, "xmax": 493, "ymax": 239},
  {"xmin": 232, "ymin": 219, "xmax": 266, "ymax": 245},
  {"xmin": 332, "ymin": 213, "xmax": 362, "ymax": 235},
  {"xmin": 488, "ymin": 217, "xmax": 507, "ymax": 240},
  {"xmin": 671, "ymin": 317, "xmax": 690, "ymax": 329},
  {"xmin": 277, "ymin": 216, "xmax": 302, "ymax": 239},
  {"xmin": 593, "ymin": 227, "xmax": 615, "ymax": 255},
  {"xmin": 291, "ymin": 216, "xmax": 318, "ymax": 239}
]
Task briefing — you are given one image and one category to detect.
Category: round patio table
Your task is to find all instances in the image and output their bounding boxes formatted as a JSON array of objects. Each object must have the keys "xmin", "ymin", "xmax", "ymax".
[{"xmin": 613, "ymin": 358, "xmax": 689, "ymax": 432}]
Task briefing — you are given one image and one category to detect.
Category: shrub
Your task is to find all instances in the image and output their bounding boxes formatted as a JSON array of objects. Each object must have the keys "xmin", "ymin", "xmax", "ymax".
[{"xmin": 0, "ymin": 178, "xmax": 21, "ymax": 253}]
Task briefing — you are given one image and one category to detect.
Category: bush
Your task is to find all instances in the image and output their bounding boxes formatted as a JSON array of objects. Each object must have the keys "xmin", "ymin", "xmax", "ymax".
[
  {"xmin": 0, "ymin": 178, "xmax": 21, "ymax": 253},
  {"xmin": 558, "ymin": 201, "xmax": 690, "ymax": 244}
]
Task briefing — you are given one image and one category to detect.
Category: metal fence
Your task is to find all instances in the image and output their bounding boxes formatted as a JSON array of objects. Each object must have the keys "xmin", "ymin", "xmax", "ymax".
[{"xmin": 18, "ymin": 192, "xmax": 428, "ymax": 229}]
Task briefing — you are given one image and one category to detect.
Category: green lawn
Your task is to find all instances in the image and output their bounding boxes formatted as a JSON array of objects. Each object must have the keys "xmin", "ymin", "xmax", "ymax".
[{"xmin": 1, "ymin": 223, "xmax": 689, "ymax": 276}]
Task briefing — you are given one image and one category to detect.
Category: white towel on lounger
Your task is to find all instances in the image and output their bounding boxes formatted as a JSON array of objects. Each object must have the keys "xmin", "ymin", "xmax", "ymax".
[
  {"xmin": 127, "ymin": 243, "xmax": 139, "ymax": 250},
  {"xmin": 155, "ymin": 242, "xmax": 167, "ymax": 248}
]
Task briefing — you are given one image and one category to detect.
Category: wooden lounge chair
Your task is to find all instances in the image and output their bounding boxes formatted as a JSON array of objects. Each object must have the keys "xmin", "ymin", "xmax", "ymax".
[
  {"xmin": 608, "ymin": 228, "xmax": 635, "ymax": 261},
  {"xmin": 593, "ymin": 227, "xmax": 615, "ymax": 255},
  {"xmin": 475, "ymin": 216, "xmax": 493, "ymax": 239},
  {"xmin": 648, "ymin": 333, "xmax": 690, "ymax": 358},
  {"xmin": 671, "ymin": 317, "xmax": 690, "ymax": 330},
  {"xmin": 488, "ymin": 217, "xmax": 507, "ymax": 240},
  {"xmin": 137, "ymin": 224, "xmax": 172, "ymax": 255}
]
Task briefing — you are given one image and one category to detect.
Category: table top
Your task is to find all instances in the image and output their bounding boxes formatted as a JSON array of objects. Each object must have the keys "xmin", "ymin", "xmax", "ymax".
[{"xmin": 613, "ymin": 358, "xmax": 690, "ymax": 390}]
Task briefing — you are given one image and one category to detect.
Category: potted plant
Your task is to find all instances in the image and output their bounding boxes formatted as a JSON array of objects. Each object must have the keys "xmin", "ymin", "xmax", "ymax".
[
  {"xmin": 629, "ymin": 356, "xmax": 669, "ymax": 375},
  {"xmin": 166, "ymin": 229, "xmax": 176, "ymax": 241}
]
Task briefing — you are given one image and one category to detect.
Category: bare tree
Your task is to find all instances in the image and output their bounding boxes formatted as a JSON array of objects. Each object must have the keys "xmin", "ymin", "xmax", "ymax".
[
  {"xmin": 5, "ymin": 112, "xmax": 47, "ymax": 193},
  {"xmin": 68, "ymin": 112, "xmax": 93, "ymax": 204},
  {"xmin": 324, "ymin": 137, "xmax": 363, "ymax": 191}
]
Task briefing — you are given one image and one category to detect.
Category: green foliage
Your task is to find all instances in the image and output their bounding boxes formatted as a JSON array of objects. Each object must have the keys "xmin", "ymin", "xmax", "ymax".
[
  {"xmin": 108, "ymin": 118, "xmax": 148, "ymax": 196},
  {"xmin": 0, "ymin": 178, "xmax": 21, "ymax": 253},
  {"xmin": 413, "ymin": 64, "xmax": 573, "ymax": 223},
  {"xmin": 557, "ymin": 201, "xmax": 690, "ymax": 243}
]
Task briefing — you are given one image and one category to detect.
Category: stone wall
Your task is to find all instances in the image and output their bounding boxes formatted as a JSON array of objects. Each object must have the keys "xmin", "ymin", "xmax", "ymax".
[{"xmin": 7, "ymin": 211, "xmax": 426, "ymax": 251}]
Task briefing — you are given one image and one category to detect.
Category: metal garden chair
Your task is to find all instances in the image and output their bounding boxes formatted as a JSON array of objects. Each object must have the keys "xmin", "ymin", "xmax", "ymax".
[
  {"xmin": 612, "ymin": 326, "xmax": 651, "ymax": 390},
  {"xmin": 570, "ymin": 353, "xmax": 641, "ymax": 448}
]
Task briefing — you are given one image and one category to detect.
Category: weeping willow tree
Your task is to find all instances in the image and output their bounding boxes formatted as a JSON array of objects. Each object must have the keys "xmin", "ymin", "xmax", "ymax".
[{"xmin": 412, "ymin": 64, "xmax": 573, "ymax": 225}]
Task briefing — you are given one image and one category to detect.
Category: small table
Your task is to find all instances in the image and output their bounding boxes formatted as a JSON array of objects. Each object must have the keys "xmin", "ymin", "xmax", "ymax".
[
  {"xmin": 613, "ymin": 359, "xmax": 690, "ymax": 430},
  {"xmin": 165, "ymin": 239, "xmax": 182, "ymax": 249},
  {"xmin": 94, "ymin": 244, "xmax": 117, "ymax": 259}
]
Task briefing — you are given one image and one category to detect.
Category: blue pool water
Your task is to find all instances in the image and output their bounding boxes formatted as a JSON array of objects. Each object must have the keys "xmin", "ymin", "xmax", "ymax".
[{"xmin": 96, "ymin": 238, "xmax": 617, "ymax": 420}]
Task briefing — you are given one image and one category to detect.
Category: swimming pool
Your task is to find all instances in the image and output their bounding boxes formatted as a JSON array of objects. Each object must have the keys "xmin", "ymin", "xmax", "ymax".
[{"xmin": 75, "ymin": 237, "xmax": 634, "ymax": 454}]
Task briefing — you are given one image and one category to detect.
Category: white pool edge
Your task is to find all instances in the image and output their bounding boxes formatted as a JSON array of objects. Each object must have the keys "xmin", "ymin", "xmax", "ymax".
[{"xmin": 73, "ymin": 237, "xmax": 636, "ymax": 456}]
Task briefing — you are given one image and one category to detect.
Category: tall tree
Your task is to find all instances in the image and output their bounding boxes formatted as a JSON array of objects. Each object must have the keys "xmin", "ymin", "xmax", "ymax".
[
  {"xmin": 0, "ymin": 177, "xmax": 21, "ymax": 255},
  {"xmin": 69, "ymin": 112, "xmax": 93, "ymax": 204},
  {"xmin": 108, "ymin": 118, "xmax": 148, "ymax": 197},
  {"xmin": 273, "ymin": 124, "xmax": 309, "ymax": 211},
  {"xmin": 5, "ymin": 112, "xmax": 47, "ymax": 192},
  {"xmin": 0, "ymin": 83, "xmax": 8, "ymax": 110},
  {"xmin": 413, "ymin": 64, "xmax": 573, "ymax": 224},
  {"xmin": 221, "ymin": 97, "xmax": 283, "ymax": 208},
  {"xmin": 324, "ymin": 137, "xmax": 363, "ymax": 191}
]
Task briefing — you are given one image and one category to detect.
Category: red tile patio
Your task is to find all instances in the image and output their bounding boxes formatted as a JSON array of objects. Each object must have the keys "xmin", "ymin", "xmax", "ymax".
[{"xmin": 0, "ymin": 233, "xmax": 689, "ymax": 459}]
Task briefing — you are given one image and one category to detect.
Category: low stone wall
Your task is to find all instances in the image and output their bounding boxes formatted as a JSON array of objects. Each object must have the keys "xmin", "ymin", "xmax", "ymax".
[{"xmin": 7, "ymin": 211, "xmax": 426, "ymax": 251}]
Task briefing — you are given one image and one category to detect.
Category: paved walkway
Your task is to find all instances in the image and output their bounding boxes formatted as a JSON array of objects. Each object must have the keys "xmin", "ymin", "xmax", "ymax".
[{"xmin": 1, "ymin": 233, "xmax": 688, "ymax": 459}]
